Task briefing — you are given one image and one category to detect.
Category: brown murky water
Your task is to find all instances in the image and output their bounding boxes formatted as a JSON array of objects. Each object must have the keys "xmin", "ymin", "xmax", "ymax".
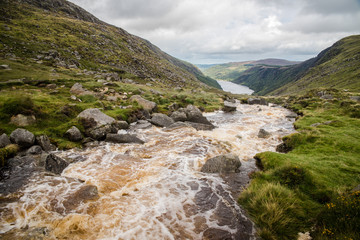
[{"xmin": 0, "ymin": 103, "xmax": 295, "ymax": 239}]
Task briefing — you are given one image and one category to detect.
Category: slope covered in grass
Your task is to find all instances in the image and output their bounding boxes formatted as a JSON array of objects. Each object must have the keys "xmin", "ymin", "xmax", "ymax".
[{"xmin": 239, "ymin": 89, "xmax": 360, "ymax": 239}]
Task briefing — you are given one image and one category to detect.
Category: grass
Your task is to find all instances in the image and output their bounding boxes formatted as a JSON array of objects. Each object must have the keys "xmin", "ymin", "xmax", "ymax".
[{"xmin": 239, "ymin": 89, "xmax": 360, "ymax": 239}]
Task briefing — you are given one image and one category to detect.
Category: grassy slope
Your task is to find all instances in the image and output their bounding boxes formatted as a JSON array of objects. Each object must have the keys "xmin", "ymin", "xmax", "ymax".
[
  {"xmin": 0, "ymin": 0, "xmax": 220, "ymax": 89},
  {"xmin": 233, "ymin": 35, "xmax": 360, "ymax": 96},
  {"xmin": 239, "ymin": 89, "xmax": 360, "ymax": 239}
]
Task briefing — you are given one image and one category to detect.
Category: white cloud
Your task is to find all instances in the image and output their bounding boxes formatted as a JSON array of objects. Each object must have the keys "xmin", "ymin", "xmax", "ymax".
[{"xmin": 69, "ymin": 0, "xmax": 360, "ymax": 63}]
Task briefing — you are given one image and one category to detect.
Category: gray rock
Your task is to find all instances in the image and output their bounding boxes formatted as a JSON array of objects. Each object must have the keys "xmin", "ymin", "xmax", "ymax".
[
  {"xmin": 0, "ymin": 133, "xmax": 11, "ymax": 148},
  {"xmin": 286, "ymin": 112, "xmax": 298, "ymax": 119},
  {"xmin": 165, "ymin": 122, "xmax": 192, "ymax": 131},
  {"xmin": 150, "ymin": 113, "xmax": 175, "ymax": 127},
  {"xmin": 45, "ymin": 153, "xmax": 69, "ymax": 174},
  {"xmin": 129, "ymin": 95, "xmax": 157, "ymax": 112},
  {"xmin": 86, "ymin": 125, "xmax": 113, "ymax": 140},
  {"xmin": 170, "ymin": 111, "xmax": 187, "ymax": 122},
  {"xmin": 183, "ymin": 105, "xmax": 213, "ymax": 125},
  {"xmin": 0, "ymin": 64, "xmax": 10, "ymax": 70},
  {"xmin": 201, "ymin": 154, "xmax": 241, "ymax": 174},
  {"xmin": 10, "ymin": 128, "xmax": 35, "ymax": 148},
  {"xmin": 129, "ymin": 121, "xmax": 152, "ymax": 130},
  {"xmin": 70, "ymin": 83, "xmax": 92, "ymax": 96},
  {"xmin": 321, "ymin": 94, "xmax": 333, "ymax": 100},
  {"xmin": 59, "ymin": 185, "xmax": 99, "ymax": 213},
  {"xmin": 258, "ymin": 128, "xmax": 271, "ymax": 138},
  {"xmin": 248, "ymin": 98, "xmax": 267, "ymax": 105},
  {"xmin": 65, "ymin": 126, "xmax": 83, "ymax": 141},
  {"xmin": 169, "ymin": 103, "xmax": 180, "ymax": 111},
  {"xmin": 10, "ymin": 114, "xmax": 36, "ymax": 127},
  {"xmin": 77, "ymin": 108, "xmax": 115, "ymax": 128},
  {"xmin": 36, "ymin": 135, "xmax": 56, "ymax": 152},
  {"xmin": 223, "ymin": 101, "xmax": 237, "ymax": 112},
  {"xmin": 112, "ymin": 121, "xmax": 129, "ymax": 130},
  {"xmin": 350, "ymin": 96, "xmax": 360, "ymax": 102},
  {"xmin": 186, "ymin": 122, "xmax": 215, "ymax": 131},
  {"xmin": 105, "ymin": 133, "xmax": 145, "ymax": 144},
  {"xmin": 26, "ymin": 145, "xmax": 43, "ymax": 155}
]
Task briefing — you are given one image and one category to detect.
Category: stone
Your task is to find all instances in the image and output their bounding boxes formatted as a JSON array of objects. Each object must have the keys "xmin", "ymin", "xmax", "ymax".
[
  {"xmin": 170, "ymin": 111, "xmax": 187, "ymax": 122},
  {"xmin": 70, "ymin": 83, "xmax": 92, "ymax": 96},
  {"xmin": 164, "ymin": 122, "xmax": 192, "ymax": 131},
  {"xmin": 46, "ymin": 84, "xmax": 57, "ymax": 89},
  {"xmin": 45, "ymin": 153, "xmax": 69, "ymax": 174},
  {"xmin": 286, "ymin": 112, "xmax": 298, "ymax": 119},
  {"xmin": 0, "ymin": 64, "xmax": 10, "ymax": 70},
  {"xmin": 86, "ymin": 125, "xmax": 114, "ymax": 140},
  {"xmin": 60, "ymin": 185, "xmax": 99, "ymax": 213},
  {"xmin": 130, "ymin": 95, "xmax": 157, "ymax": 112},
  {"xmin": 36, "ymin": 135, "xmax": 56, "ymax": 152},
  {"xmin": 248, "ymin": 98, "xmax": 267, "ymax": 105},
  {"xmin": 26, "ymin": 145, "xmax": 43, "ymax": 155},
  {"xmin": 77, "ymin": 108, "xmax": 115, "ymax": 128},
  {"xmin": 350, "ymin": 96, "xmax": 360, "ymax": 102},
  {"xmin": 150, "ymin": 113, "xmax": 175, "ymax": 127},
  {"xmin": 65, "ymin": 126, "xmax": 83, "ymax": 142},
  {"xmin": 169, "ymin": 103, "xmax": 180, "ymax": 111},
  {"xmin": 129, "ymin": 121, "xmax": 152, "ymax": 130},
  {"xmin": 201, "ymin": 154, "xmax": 241, "ymax": 174},
  {"xmin": 320, "ymin": 94, "xmax": 333, "ymax": 100},
  {"xmin": 257, "ymin": 128, "xmax": 271, "ymax": 138},
  {"xmin": 105, "ymin": 133, "xmax": 145, "ymax": 144},
  {"xmin": 112, "ymin": 121, "xmax": 129, "ymax": 130},
  {"xmin": 183, "ymin": 105, "xmax": 213, "ymax": 125},
  {"xmin": 10, "ymin": 128, "xmax": 35, "ymax": 148},
  {"xmin": 10, "ymin": 114, "xmax": 36, "ymax": 127},
  {"xmin": 186, "ymin": 122, "xmax": 216, "ymax": 131},
  {"xmin": 0, "ymin": 133, "xmax": 11, "ymax": 148},
  {"xmin": 223, "ymin": 101, "xmax": 237, "ymax": 112}
]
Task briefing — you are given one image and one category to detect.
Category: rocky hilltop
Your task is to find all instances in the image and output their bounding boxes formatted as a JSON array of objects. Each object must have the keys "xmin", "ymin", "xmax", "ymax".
[{"xmin": 0, "ymin": 0, "xmax": 221, "ymax": 89}]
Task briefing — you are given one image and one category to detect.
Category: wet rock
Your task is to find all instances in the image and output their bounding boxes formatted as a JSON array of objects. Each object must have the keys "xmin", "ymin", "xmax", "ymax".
[
  {"xmin": 0, "ymin": 133, "xmax": 11, "ymax": 148},
  {"xmin": 36, "ymin": 135, "xmax": 56, "ymax": 152},
  {"xmin": 248, "ymin": 97, "xmax": 267, "ymax": 105},
  {"xmin": 26, "ymin": 145, "xmax": 43, "ymax": 155},
  {"xmin": 184, "ymin": 105, "xmax": 212, "ymax": 125},
  {"xmin": 129, "ymin": 120, "xmax": 152, "ymax": 130},
  {"xmin": 65, "ymin": 126, "xmax": 83, "ymax": 141},
  {"xmin": 150, "ymin": 113, "xmax": 175, "ymax": 127},
  {"xmin": 10, "ymin": 128, "xmax": 35, "ymax": 148},
  {"xmin": 195, "ymin": 186, "xmax": 219, "ymax": 212},
  {"xmin": 130, "ymin": 95, "xmax": 157, "ymax": 112},
  {"xmin": 45, "ymin": 153, "xmax": 69, "ymax": 174},
  {"xmin": 165, "ymin": 122, "xmax": 192, "ymax": 131},
  {"xmin": 276, "ymin": 142, "xmax": 292, "ymax": 153},
  {"xmin": 78, "ymin": 108, "xmax": 115, "ymax": 128},
  {"xmin": 105, "ymin": 133, "xmax": 144, "ymax": 144},
  {"xmin": 203, "ymin": 228, "xmax": 232, "ymax": 240},
  {"xmin": 86, "ymin": 125, "xmax": 114, "ymax": 140},
  {"xmin": 222, "ymin": 101, "xmax": 237, "ymax": 112},
  {"xmin": 170, "ymin": 111, "xmax": 187, "ymax": 122},
  {"xmin": 258, "ymin": 128, "xmax": 271, "ymax": 138},
  {"xmin": 10, "ymin": 114, "xmax": 36, "ymax": 127},
  {"xmin": 61, "ymin": 185, "xmax": 99, "ymax": 213},
  {"xmin": 286, "ymin": 112, "xmax": 298, "ymax": 119},
  {"xmin": 186, "ymin": 122, "xmax": 215, "ymax": 131},
  {"xmin": 112, "ymin": 121, "xmax": 129, "ymax": 130},
  {"xmin": 201, "ymin": 154, "xmax": 241, "ymax": 174}
]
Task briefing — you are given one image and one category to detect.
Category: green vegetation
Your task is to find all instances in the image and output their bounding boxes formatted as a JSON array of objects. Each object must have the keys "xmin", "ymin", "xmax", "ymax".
[
  {"xmin": 0, "ymin": 144, "xmax": 19, "ymax": 167},
  {"xmin": 239, "ymin": 89, "xmax": 360, "ymax": 239},
  {"xmin": 233, "ymin": 35, "xmax": 360, "ymax": 96}
]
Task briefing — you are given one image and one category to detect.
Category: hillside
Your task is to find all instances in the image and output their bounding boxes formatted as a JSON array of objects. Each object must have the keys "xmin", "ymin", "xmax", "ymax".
[
  {"xmin": 233, "ymin": 35, "xmax": 360, "ymax": 95},
  {"xmin": 0, "ymin": 0, "xmax": 221, "ymax": 89},
  {"xmin": 202, "ymin": 59, "xmax": 299, "ymax": 82}
]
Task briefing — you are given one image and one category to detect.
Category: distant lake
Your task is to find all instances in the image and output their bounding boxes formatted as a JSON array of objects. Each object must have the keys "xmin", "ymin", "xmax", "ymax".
[{"xmin": 217, "ymin": 80, "xmax": 254, "ymax": 95}]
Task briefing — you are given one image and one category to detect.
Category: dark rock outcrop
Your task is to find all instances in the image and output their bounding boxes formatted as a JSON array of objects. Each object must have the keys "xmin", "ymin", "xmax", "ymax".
[
  {"xmin": 150, "ymin": 113, "xmax": 175, "ymax": 127},
  {"xmin": 201, "ymin": 154, "xmax": 241, "ymax": 174},
  {"xmin": 105, "ymin": 133, "xmax": 145, "ymax": 144},
  {"xmin": 0, "ymin": 133, "xmax": 11, "ymax": 148},
  {"xmin": 276, "ymin": 142, "xmax": 292, "ymax": 153},
  {"xmin": 36, "ymin": 135, "xmax": 56, "ymax": 152},
  {"xmin": 170, "ymin": 111, "xmax": 187, "ymax": 122},
  {"xmin": 26, "ymin": 145, "xmax": 43, "ymax": 155},
  {"xmin": 9, "ymin": 128, "xmax": 35, "ymax": 148},
  {"xmin": 45, "ymin": 154, "xmax": 69, "ymax": 174}
]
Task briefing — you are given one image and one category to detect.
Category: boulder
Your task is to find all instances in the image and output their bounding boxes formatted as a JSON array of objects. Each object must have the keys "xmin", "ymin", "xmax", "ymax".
[
  {"xmin": 10, "ymin": 128, "xmax": 35, "ymax": 148},
  {"xmin": 36, "ymin": 135, "xmax": 56, "ymax": 152},
  {"xmin": 183, "ymin": 105, "xmax": 213, "ymax": 126},
  {"xmin": 105, "ymin": 133, "xmax": 145, "ymax": 144},
  {"xmin": 170, "ymin": 111, "xmax": 187, "ymax": 122},
  {"xmin": 86, "ymin": 125, "xmax": 114, "ymax": 140},
  {"xmin": 201, "ymin": 154, "xmax": 241, "ymax": 174},
  {"xmin": 60, "ymin": 185, "xmax": 99, "ymax": 213},
  {"xmin": 223, "ymin": 101, "xmax": 237, "ymax": 112},
  {"xmin": 70, "ymin": 83, "xmax": 92, "ymax": 96},
  {"xmin": 10, "ymin": 114, "xmax": 36, "ymax": 127},
  {"xmin": 77, "ymin": 108, "xmax": 115, "ymax": 128},
  {"xmin": 26, "ymin": 145, "xmax": 43, "ymax": 155},
  {"xmin": 130, "ymin": 95, "xmax": 157, "ymax": 112},
  {"xmin": 129, "ymin": 120, "xmax": 152, "ymax": 130},
  {"xmin": 186, "ymin": 122, "xmax": 216, "ymax": 131},
  {"xmin": 45, "ymin": 153, "xmax": 69, "ymax": 174},
  {"xmin": 112, "ymin": 121, "xmax": 129, "ymax": 130},
  {"xmin": 65, "ymin": 126, "xmax": 83, "ymax": 141},
  {"xmin": 150, "ymin": 113, "xmax": 175, "ymax": 127},
  {"xmin": 0, "ymin": 133, "xmax": 11, "ymax": 148},
  {"xmin": 248, "ymin": 98, "xmax": 267, "ymax": 106},
  {"xmin": 258, "ymin": 129, "xmax": 271, "ymax": 138}
]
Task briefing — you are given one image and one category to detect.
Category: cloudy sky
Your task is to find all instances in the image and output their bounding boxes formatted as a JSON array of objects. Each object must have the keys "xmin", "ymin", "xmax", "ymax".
[{"xmin": 69, "ymin": 0, "xmax": 360, "ymax": 64}]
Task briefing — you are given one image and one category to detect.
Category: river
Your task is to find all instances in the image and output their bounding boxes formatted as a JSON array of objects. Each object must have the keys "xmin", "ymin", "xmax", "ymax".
[
  {"xmin": 217, "ymin": 81, "xmax": 254, "ymax": 95},
  {"xmin": 0, "ymin": 103, "xmax": 295, "ymax": 239}
]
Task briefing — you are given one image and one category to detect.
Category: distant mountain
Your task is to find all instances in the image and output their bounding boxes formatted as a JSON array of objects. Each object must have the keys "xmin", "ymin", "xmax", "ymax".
[
  {"xmin": 233, "ymin": 35, "xmax": 360, "ymax": 95},
  {"xmin": 202, "ymin": 59, "xmax": 300, "ymax": 82},
  {"xmin": 0, "ymin": 0, "xmax": 221, "ymax": 89}
]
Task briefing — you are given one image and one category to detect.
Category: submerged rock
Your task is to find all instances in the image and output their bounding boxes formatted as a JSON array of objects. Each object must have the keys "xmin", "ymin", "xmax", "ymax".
[
  {"xmin": 105, "ymin": 133, "xmax": 145, "ymax": 144},
  {"xmin": 60, "ymin": 185, "xmax": 99, "ymax": 213},
  {"xmin": 10, "ymin": 128, "xmax": 35, "ymax": 148},
  {"xmin": 201, "ymin": 154, "xmax": 241, "ymax": 174},
  {"xmin": 45, "ymin": 154, "xmax": 69, "ymax": 174}
]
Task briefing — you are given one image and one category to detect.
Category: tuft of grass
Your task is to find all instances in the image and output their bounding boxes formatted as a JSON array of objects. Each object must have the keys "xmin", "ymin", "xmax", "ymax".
[{"xmin": 0, "ymin": 144, "xmax": 19, "ymax": 167}]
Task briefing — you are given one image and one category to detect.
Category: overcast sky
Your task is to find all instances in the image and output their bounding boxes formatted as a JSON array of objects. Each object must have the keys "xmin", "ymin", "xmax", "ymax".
[{"xmin": 68, "ymin": 0, "xmax": 360, "ymax": 64}]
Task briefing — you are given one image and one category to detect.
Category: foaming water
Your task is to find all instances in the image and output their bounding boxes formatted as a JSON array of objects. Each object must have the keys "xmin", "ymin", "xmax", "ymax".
[{"xmin": 0, "ymin": 104, "xmax": 295, "ymax": 239}]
